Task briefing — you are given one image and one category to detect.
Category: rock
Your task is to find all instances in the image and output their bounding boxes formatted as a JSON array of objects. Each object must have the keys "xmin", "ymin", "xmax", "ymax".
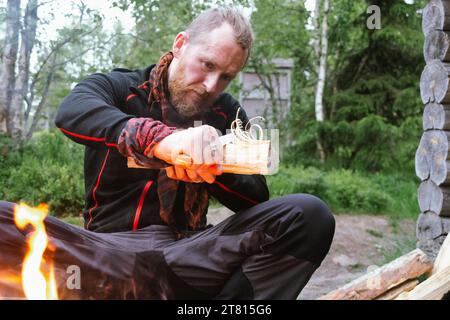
[{"xmin": 332, "ymin": 254, "xmax": 359, "ymax": 268}]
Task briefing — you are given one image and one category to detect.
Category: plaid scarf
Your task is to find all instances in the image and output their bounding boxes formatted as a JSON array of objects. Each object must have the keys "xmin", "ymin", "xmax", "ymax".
[
  {"xmin": 144, "ymin": 52, "xmax": 209, "ymax": 234},
  {"xmin": 118, "ymin": 52, "xmax": 209, "ymax": 235}
]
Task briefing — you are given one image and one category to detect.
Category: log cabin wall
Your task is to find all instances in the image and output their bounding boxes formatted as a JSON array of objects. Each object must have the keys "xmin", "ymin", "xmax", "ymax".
[{"xmin": 417, "ymin": 0, "xmax": 450, "ymax": 259}]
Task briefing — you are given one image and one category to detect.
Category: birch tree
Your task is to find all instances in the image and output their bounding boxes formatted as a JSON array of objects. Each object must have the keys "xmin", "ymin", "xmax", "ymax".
[
  {"xmin": 0, "ymin": 0, "xmax": 20, "ymax": 135},
  {"xmin": 0, "ymin": 0, "xmax": 112, "ymax": 144},
  {"xmin": 9, "ymin": 0, "xmax": 37, "ymax": 140},
  {"xmin": 312, "ymin": 0, "xmax": 330, "ymax": 163}
]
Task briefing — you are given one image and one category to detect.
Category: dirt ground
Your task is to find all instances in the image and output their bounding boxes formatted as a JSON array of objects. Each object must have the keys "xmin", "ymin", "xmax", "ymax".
[{"xmin": 207, "ymin": 207, "xmax": 417, "ymax": 300}]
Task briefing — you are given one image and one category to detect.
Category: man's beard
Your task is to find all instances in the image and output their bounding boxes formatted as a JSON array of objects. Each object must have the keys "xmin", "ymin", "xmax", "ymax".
[{"xmin": 168, "ymin": 60, "xmax": 212, "ymax": 120}]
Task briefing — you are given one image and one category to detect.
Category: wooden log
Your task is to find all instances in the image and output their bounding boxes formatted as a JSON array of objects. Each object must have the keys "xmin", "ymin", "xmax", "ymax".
[
  {"xmin": 415, "ymin": 130, "xmax": 450, "ymax": 185},
  {"xmin": 418, "ymin": 179, "xmax": 450, "ymax": 216},
  {"xmin": 318, "ymin": 249, "xmax": 432, "ymax": 300},
  {"xmin": 420, "ymin": 59, "xmax": 450, "ymax": 104},
  {"xmin": 443, "ymin": 216, "xmax": 450, "ymax": 233},
  {"xmin": 375, "ymin": 279, "xmax": 419, "ymax": 300},
  {"xmin": 418, "ymin": 235, "xmax": 447, "ymax": 261},
  {"xmin": 432, "ymin": 234, "xmax": 450, "ymax": 274},
  {"xmin": 423, "ymin": 0, "xmax": 450, "ymax": 35},
  {"xmin": 127, "ymin": 156, "xmax": 272, "ymax": 175},
  {"xmin": 424, "ymin": 30, "xmax": 450, "ymax": 63},
  {"xmin": 127, "ymin": 135, "xmax": 277, "ymax": 175},
  {"xmin": 417, "ymin": 211, "xmax": 444, "ymax": 240},
  {"xmin": 423, "ymin": 102, "xmax": 450, "ymax": 130},
  {"xmin": 396, "ymin": 265, "xmax": 450, "ymax": 300}
]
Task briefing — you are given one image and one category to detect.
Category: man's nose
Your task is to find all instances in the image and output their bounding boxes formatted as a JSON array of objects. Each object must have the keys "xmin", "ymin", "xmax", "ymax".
[{"xmin": 203, "ymin": 74, "xmax": 219, "ymax": 94}]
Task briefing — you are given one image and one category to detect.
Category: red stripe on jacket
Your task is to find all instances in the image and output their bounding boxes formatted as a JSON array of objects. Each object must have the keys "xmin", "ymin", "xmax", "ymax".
[
  {"xmin": 213, "ymin": 180, "xmax": 259, "ymax": 205},
  {"xmin": 59, "ymin": 127, "xmax": 118, "ymax": 148},
  {"xmin": 87, "ymin": 149, "xmax": 110, "ymax": 229},
  {"xmin": 132, "ymin": 180, "xmax": 154, "ymax": 231}
]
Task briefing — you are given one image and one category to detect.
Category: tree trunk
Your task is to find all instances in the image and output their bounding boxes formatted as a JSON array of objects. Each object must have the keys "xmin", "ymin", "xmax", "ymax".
[
  {"xmin": 313, "ymin": 0, "xmax": 329, "ymax": 164},
  {"xmin": 314, "ymin": 0, "xmax": 329, "ymax": 123},
  {"xmin": 0, "ymin": 0, "xmax": 21, "ymax": 135},
  {"xmin": 26, "ymin": 52, "xmax": 56, "ymax": 139},
  {"xmin": 10, "ymin": 0, "xmax": 38, "ymax": 141},
  {"xmin": 312, "ymin": 0, "xmax": 321, "ymax": 60}
]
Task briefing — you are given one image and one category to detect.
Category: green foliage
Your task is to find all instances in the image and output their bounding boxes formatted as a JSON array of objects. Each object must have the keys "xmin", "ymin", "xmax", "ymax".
[
  {"xmin": 267, "ymin": 165, "xmax": 419, "ymax": 219},
  {"xmin": 0, "ymin": 131, "xmax": 84, "ymax": 217},
  {"xmin": 284, "ymin": 0, "xmax": 425, "ymax": 177}
]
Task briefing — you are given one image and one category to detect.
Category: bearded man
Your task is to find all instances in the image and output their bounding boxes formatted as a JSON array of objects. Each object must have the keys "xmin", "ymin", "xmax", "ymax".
[{"xmin": 0, "ymin": 7, "xmax": 334, "ymax": 300}]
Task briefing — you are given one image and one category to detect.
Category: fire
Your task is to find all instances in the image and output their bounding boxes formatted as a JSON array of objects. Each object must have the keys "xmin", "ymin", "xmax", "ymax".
[{"xmin": 14, "ymin": 203, "xmax": 58, "ymax": 300}]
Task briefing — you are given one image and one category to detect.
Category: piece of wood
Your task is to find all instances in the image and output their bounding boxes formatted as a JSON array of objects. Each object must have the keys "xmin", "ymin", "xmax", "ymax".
[
  {"xmin": 375, "ymin": 279, "xmax": 419, "ymax": 300},
  {"xmin": 318, "ymin": 249, "xmax": 432, "ymax": 300},
  {"xmin": 415, "ymin": 130, "xmax": 450, "ymax": 185},
  {"xmin": 127, "ymin": 136, "xmax": 277, "ymax": 175},
  {"xmin": 433, "ymin": 234, "xmax": 450, "ymax": 274},
  {"xmin": 417, "ymin": 211, "xmax": 444, "ymax": 241},
  {"xmin": 443, "ymin": 216, "xmax": 450, "ymax": 233},
  {"xmin": 418, "ymin": 179, "xmax": 450, "ymax": 216},
  {"xmin": 424, "ymin": 30, "xmax": 450, "ymax": 63},
  {"xmin": 420, "ymin": 59, "xmax": 450, "ymax": 104},
  {"xmin": 128, "ymin": 156, "xmax": 272, "ymax": 175},
  {"xmin": 396, "ymin": 265, "xmax": 450, "ymax": 300},
  {"xmin": 423, "ymin": 0, "xmax": 450, "ymax": 35},
  {"xmin": 423, "ymin": 102, "xmax": 450, "ymax": 130}
]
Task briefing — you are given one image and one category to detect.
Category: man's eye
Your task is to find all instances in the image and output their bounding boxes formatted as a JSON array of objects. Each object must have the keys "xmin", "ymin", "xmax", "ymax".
[
  {"xmin": 221, "ymin": 75, "xmax": 232, "ymax": 82},
  {"xmin": 203, "ymin": 61, "xmax": 214, "ymax": 70}
]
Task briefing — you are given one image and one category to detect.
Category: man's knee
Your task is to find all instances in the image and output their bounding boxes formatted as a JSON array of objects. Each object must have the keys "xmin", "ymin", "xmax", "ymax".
[
  {"xmin": 0, "ymin": 201, "xmax": 15, "ymax": 218},
  {"xmin": 296, "ymin": 194, "xmax": 334, "ymax": 235},
  {"xmin": 282, "ymin": 194, "xmax": 335, "ymax": 262}
]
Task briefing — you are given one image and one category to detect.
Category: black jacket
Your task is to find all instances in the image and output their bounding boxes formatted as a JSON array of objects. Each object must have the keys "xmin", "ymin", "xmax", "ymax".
[{"xmin": 55, "ymin": 65, "xmax": 270, "ymax": 233}]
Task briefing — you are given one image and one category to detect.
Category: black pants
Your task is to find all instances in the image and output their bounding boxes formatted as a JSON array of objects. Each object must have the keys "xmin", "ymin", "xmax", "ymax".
[{"xmin": 0, "ymin": 194, "xmax": 335, "ymax": 299}]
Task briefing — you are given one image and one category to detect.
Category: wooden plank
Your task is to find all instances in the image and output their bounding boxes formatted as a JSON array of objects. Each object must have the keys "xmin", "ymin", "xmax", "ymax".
[
  {"xmin": 127, "ymin": 137, "xmax": 276, "ymax": 175},
  {"xmin": 375, "ymin": 279, "xmax": 419, "ymax": 300},
  {"xmin": 318, "ymin": 249, "xmax": 432, "ymax": 300},
  {"xmin": 396, "ymin": 265, "xmax": 450, "ymax": 300},
  {"xmin": 433, "ymin": 234, "xmax": 450, "ymax": 274}
]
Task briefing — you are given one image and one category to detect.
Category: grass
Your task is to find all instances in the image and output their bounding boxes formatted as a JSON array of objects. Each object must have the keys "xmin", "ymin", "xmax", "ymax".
[
  {"xmin": 366, "ymin": 228, "xmax": 384, "ymax": 238},
  {"xmin": 379, "ymin": 234, "xmax": 417, "ymax": 265},
  {"xmin": 266, "ymin": 165, "xmax": 420, "ymax": 221}
]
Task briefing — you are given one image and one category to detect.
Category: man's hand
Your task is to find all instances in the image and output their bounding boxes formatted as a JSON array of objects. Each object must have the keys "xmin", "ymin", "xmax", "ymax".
[
  {"xmin": 165, "ymin": 164, "xmax": 222, "ymax": 184},
  {"xmin": 154, "ymin": 125, "xmax": 223, "ymax": 183}
]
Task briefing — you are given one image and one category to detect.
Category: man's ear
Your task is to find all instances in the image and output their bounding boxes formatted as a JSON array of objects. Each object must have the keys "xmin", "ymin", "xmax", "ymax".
[{"xmin": 172, "ymin": 31, "xmax": 189, "ymax": 58}]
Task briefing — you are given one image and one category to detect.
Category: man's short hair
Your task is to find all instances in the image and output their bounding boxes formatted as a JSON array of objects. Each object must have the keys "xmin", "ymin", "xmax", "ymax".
[{"xmin": 186, "ymin": 7, "xmax": 254, "ymax": 58}]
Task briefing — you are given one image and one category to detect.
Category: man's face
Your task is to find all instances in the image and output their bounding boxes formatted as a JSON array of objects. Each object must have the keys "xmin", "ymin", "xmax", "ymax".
[{"xmin": 168, "ymin": 23, "xmax": 247, "ymax": 119}]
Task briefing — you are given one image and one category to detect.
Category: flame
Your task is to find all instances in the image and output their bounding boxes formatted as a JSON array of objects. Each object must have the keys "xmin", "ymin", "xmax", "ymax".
[{"xmin": 13, "ymin": 203, "xmax": 58, "ymax": 300}]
